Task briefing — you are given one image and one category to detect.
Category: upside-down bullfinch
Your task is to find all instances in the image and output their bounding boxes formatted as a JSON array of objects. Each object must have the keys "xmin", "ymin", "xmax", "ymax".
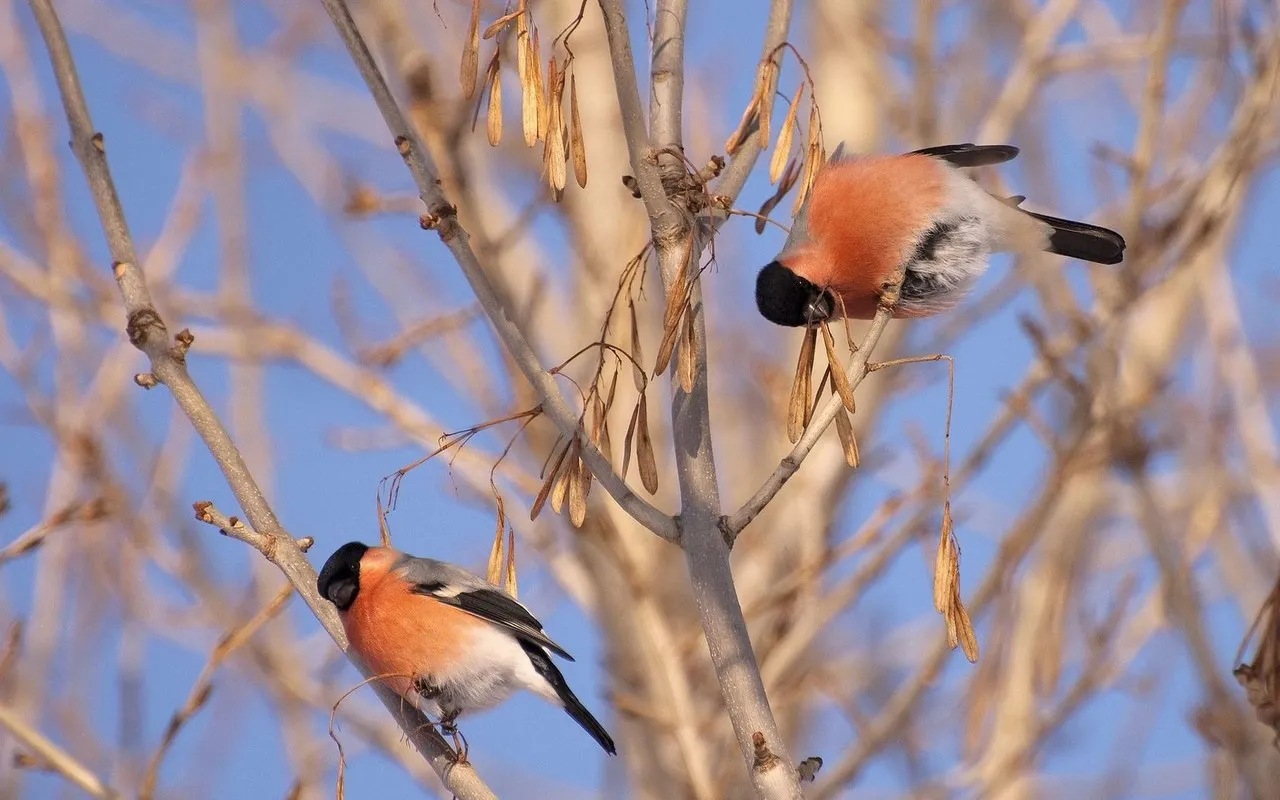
[
  {"xmin": 754, "ymin": 142, "xmax": 1127, "ymax": 326},
  {"xmin": 317, "ymin": 541, "xmax": 616, "ymax": 755}
]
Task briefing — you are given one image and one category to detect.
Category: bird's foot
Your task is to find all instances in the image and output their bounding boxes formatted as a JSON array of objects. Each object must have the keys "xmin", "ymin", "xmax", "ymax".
[
  {"xmin": 412, "ymin": 675, "xmax": 443, "ymax": 700},
  {"xmin": 878, "ymin": 279, "xmax": 902, "ymax": 308},
  {"xmin": 440, "ymin": 709, "xmax": 468, "ymax": 764}
]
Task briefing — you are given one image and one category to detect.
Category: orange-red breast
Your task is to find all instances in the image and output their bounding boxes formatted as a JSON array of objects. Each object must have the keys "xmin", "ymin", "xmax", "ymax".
[
  {"xmin": 317, "ymin": 541, "xmax": 616, "ymax": 755},
  {"xmin": 755, "ymin": 143, "xmax": 1126, "ymax": 325}
]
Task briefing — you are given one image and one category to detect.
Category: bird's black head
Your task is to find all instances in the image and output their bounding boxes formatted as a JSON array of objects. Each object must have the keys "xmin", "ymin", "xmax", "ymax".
[
  {"xmin": 755, "ymin": 261, "xmax": 834, "ymax": 327},
  {"xmin": 317, "ymin": 541, "xmax": 369, "ymax": 612}
]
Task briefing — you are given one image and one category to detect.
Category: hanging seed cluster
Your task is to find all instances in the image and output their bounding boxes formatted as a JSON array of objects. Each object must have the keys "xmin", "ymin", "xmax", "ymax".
[
  {"xmin": 463, "ymin": 0, "xmax": 588, "ymax": 198},
  {"xmin": 934, "ymin": 502, "xmax": 979, "ymax": 663},
  {"xmin": 724, "ymin": 45, "xmax": 828, "ymax": 234},
  {"xmin": 532, "ymin": 246, "xmax": 662, "ymax": 529},
  {"xmin": 784, "ymin": 321, "xmax": 858, "ymax": 467}
]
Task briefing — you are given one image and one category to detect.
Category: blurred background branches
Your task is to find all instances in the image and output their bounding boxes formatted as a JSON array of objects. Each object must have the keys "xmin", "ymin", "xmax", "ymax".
[{"xmin": 0, "ymin": 0, "xmax": 1278, "ymax": 798}]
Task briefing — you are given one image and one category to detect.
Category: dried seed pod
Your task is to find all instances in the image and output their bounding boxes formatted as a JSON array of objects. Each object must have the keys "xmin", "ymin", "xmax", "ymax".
[
  {"xmin": 518, "ymin": 16, "xmax": 537, "ymax": 147},
  {"xmin": 787, "ymin": 327, "xmax": 817, "ymax": 443},
  {"xmin": 532, "ymin": 28, "xmax": 546, "ymax": 140},
  {"xmin": 833, "ymin": 395, "xmax": 860, "ymax": 468},
  {"xmin": 486, "ymin": 61, "xmax": 503, "ymax": 146},
  {"xmin": 756, "ymin": 58, "xmax": 779, "ymax": 149},
  {"xmin": 530, "ymin": 439, "xmax": 570, "ymax": 520},
  {"xmin": 724, "ymin": 89, "xmax": 761, "ymax": 155},
  {"xmin": 570, "ymin": 73, "xmax": 587, "ymax": 188},
  {"xmin": 820, "ymin": 322, "xmax": 856, "ymax": 413},
  {"xmin": 793, "ymin": 102, "xmax": 823, "ymax": 216},
  {"xmin": 756, "ymin": 156, "xmax": 801, "ymax": 234},
  {"xmin": 461, "ymin": 0, "xmax": 480, "ymax": 99},
  {"xmin": 654, "ymin": 250, "xmax": 691, "ymax": 374},
  {"xmin": 621, "ymin": 400, "xmax": 640, "ymax": 479},
  {"xmin": 504, "ymin": 527, "xmax": 518, "ymax": 599},
  {"xmin": 628, "ymin": 298, "xmax": 646, "ymax": 391},
  {"xmin": 483, "ymin": 10, "xmax": 521, "ymax": 39},
  {"xmin": 934, "ymin": 504, "xmax": 956, "ymax": 614},
  {"xmin": 769, "ymin": 83, "xmax": 802, "ymax": 184},
  {"xmin": 550, "ymin": 453, "xmax": 571, "ymax": 514},
  {"xmin": 678, "ymin": 310, "xmax": 696, "ymax": 394},
  {"xmin": 544, "ymin": 56, "xmax": 567, "ymax": 193},
  {"xmin": 636, "ymin": 394, "xmax": 658, "ymax": 494},
  {"xmin": 568, "ymin": 453, "xmax": 588, "ymax": 528},
  {"xmin": 486, "ymin": 495, "xmax": 506, "ymax": 585}
]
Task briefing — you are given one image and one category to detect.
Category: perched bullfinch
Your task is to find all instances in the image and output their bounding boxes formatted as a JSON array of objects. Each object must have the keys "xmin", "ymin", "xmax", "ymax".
[
  {"xmin": 317, "ymin": 541, "xmax": 616, "ymax": 756},
  {"xmin": 754, "ymin": 142, "xmax": 1127, "ymax": 325}
]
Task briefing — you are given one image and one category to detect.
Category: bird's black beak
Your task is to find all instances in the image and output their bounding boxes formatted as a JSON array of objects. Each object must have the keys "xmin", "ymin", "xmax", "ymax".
[{"xmin": 804, "ymin": 291, "xmax": 834, "ymax": 326}]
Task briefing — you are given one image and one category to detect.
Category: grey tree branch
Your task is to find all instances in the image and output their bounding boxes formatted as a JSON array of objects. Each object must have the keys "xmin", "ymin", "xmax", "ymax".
[
  {"xmin": 601, "ymin": 0, "xmax": 803, "ymax": 795},
  {"xmin": 23, "ymin": 2, "xmax": 495, "ymax": 797},
  {"xmin": 649, "ymin": 0, "xmax": 687, "ymax": 156},
  {"xmin": 315, "ymin": 0, "xmax": 678, "ymax": 543}
]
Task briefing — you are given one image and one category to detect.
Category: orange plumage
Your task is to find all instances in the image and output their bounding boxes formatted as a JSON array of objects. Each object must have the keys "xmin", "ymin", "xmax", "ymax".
[
  {"xmin": 341, "ymin": 547, "xmax": 475, "ymax": 701},
  {"xmin": 787, "ymin": 154, "xmax": 946, "ymax": 317}
]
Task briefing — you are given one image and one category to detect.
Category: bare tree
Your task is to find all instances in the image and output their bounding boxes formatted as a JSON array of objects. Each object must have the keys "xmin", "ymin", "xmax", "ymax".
[{"xmin": 1, "ymin": 0, "xmax": 1279, "ymax": 799}]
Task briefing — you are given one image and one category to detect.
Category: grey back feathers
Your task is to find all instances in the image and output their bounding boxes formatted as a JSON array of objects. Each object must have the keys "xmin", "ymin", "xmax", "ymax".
[{"xmin": 396, "ymin": 556, "xmax": 574, "ymax": 660}]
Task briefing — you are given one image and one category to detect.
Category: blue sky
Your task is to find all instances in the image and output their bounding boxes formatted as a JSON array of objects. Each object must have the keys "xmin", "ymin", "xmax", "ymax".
[{"xmin": 2, "ymin": 1, "xmax": 1277, "ymax": 798}]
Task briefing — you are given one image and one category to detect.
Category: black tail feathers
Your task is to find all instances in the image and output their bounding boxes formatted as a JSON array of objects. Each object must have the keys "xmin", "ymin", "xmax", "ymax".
[
  {"xmin": 557, "ymin": 687, "xmax": 617, "ymax": 756},
  {"xmin": 520, "ymin": 641, "xmax": 617, "ymax": 755},
  {"xmin": 1025, "ymin": 210, "xmax": 1126, "ymax": 265}
]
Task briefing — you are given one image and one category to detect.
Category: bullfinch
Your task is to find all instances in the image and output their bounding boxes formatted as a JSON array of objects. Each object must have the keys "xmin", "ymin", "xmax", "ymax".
[
  {"xmin": 754, "ymin": 142, "xmax": 1127, "ymax": 325},
  {"xmin": 317, "ymin": 541, "xmax": 616, "ymax": 756}
]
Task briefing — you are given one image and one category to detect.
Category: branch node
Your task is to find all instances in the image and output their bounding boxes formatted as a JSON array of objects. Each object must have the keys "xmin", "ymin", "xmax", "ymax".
[
  {"xmin": 126, "ymin": 308, "xmax": 167, "ymax": 349},
  {"xmin": 751, "ymin": 731, "xmax": 781, "ymax": 773},
  {"xmin": 172, "ymin": 328, "xmax": 195, "ymax": 360},
  {"xmin": 419, "ymin": 204, "xmax": 459, "ymax": 237},
  {"xmin": 111, "ymin": 261, "xmax": 128, "ymax": 281},
  {"xmin": 192, "ymin": 501, "xmax": 214, "ymax": 524},
  {"xmin": 718, "ymin": 515, "xmax": 734, "ymax": 549},
  {"xmin": 395, "ymin": 135, "xmax": 412, "ymax": 157},
  {"xmin": 90, "ymin": 131, "xmax": 104, "ymax": 152},
  {"xmin": 693, "ymin": 155, "xmax": 726, "ymax": 184},
  {"xmin": 134, "ymin": 373, "xmax": 159, "ymax": 389},
  {"xmin": 621, "ymin": 175, "xmax": 642, "ymax": 198},
  {"xmin": 295, "ymin": 536, "xmax": 315, "ymax": 552}
]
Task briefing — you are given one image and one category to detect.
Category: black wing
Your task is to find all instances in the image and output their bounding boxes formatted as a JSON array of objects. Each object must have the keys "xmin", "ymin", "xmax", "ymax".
[
  {"xmin": 410, "ymin": 581, "xmax": 575, "ymax": 661},
  {"xmin": 910, "ymin": 143, "xmax": 1020, "ymax": 168}
]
